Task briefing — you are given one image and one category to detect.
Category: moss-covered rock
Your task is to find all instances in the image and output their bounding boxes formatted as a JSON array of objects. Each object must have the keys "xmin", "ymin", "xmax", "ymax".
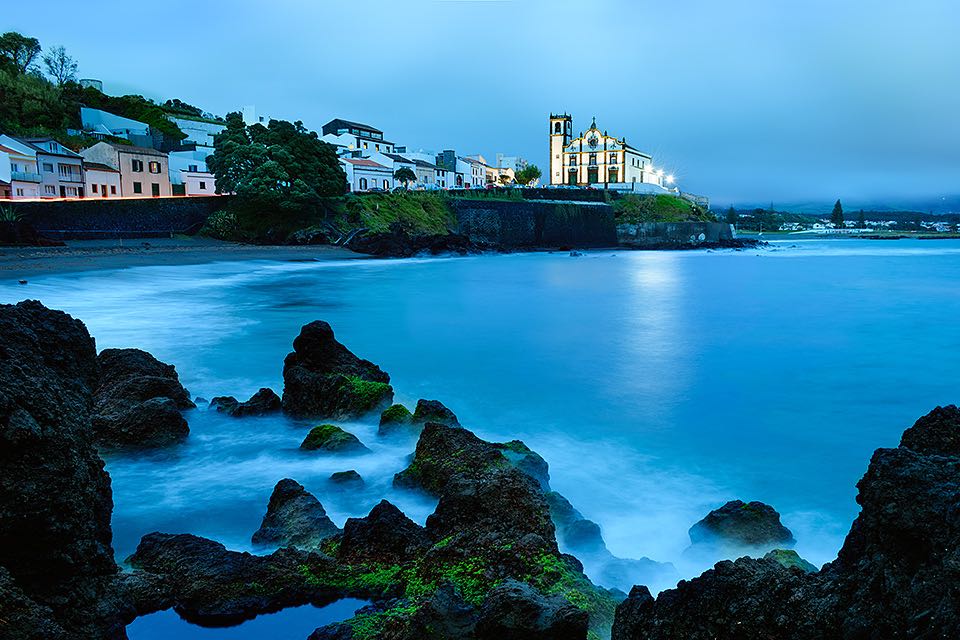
[
  {"xmin": 378, "ymin": 403, "xmax": 414, "ymax": 435},
  {"xmin": 282, "ymin": 321, "xmax": 394, "ymax": 420},
  {"xmin": 764, "ymin": 549, "xmax": 817, "ymax": 573},
  {"xmin": 412, "ymin": 399, "xmax": 460, "ymax": 427},
  {"xmin": 300, "ymin": 424, "xmax": 369, "ymax": 454},
  {"xmin": 252, "ymin": 479, "xmax": 340, "ymax": 549}
]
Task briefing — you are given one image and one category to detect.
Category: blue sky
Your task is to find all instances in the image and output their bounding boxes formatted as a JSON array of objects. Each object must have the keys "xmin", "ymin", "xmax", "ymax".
[{"xmin": 6, "ymin": 0, "xmax": 959, "ymax": 206}]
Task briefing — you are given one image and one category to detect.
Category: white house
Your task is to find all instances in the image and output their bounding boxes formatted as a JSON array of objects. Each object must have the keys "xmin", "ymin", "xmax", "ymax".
[
  {"xmin": 0, "ymin": 136, "xmax": 41, "ymax": 199},
  {"xmin": 83, "ymin": 162, "xmax": 120, "ymax": 198},
  {"xmin": 168, "ymin": 149, "xmax": 217, "ymax": 196},
  {"xmin": 166, "ymin": 115, "xmax": 225, "ymax": 148},
  {"xmin": 80, "ymin": 107, "xmax": 151, "ymax": 145},
  {"xmin": 322, "ymin": 119, "xmax": 395, "ymax": 155},
  {"xmin": 340, "ymin": 157, "xmax": 393, "ymax": 192}
]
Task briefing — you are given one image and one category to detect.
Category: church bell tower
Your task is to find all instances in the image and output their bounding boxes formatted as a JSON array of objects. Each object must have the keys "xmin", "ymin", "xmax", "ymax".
[{"xmin": 549, "ymin": 113, "xmax": 572, "ymax": 185}]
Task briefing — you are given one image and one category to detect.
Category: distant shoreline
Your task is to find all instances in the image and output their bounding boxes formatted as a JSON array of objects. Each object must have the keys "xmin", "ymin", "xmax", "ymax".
[{"xmin": 0, "ymin": 238, "xmax": 368, "ymax": 280}]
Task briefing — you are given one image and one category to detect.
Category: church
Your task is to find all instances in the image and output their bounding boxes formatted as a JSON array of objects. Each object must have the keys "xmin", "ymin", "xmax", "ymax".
[{"xmin": 549, "ymin": 113, "xmax": 664, "ymax": 188}]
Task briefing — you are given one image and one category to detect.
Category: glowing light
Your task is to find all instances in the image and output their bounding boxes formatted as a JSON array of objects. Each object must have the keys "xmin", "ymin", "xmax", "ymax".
[
  {"xmin": 656, "ymin": 169, "xmax": 664, "ymax": 176},
  {"xmin": 666, "ymin": 174, "xmax": 675, "ymax": 184}
]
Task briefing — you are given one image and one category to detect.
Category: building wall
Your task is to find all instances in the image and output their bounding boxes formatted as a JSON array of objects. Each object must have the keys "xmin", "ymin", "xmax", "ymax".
[
  {"xmin": 36, "ymin": 152, "xmax": 84, "ymax": 198},
  {"xmin": 84, "ymin": 169, "xmax": 121, "ymax": 198},
  {"xmin": 168, "ymin": 116, "xmax": 225, "ymax": 147},
  {"xmin": 549, "ymin": 115, "xmax": 572, "ymax": 185},
  {"xmin": 115, "ymin": 150, "xmax": 171, "ymax": 197},
  {"xmin": 181, "ymin": 171, "xmax": 216, "ymax": 196}
]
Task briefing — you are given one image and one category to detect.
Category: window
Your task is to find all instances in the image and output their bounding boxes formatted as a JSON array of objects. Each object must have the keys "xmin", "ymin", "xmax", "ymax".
[
  {"xmin": 92, "ymin": 184, "xmax": 99, "ymax": 193},
  {"xmin": 188, "ymin": 164, "xmax": 198, "ymax": 172},
  {"xmin": 65, "ymin": 186, "xmax": 78, "ymax": 197},
  {"xmin": 45, "ymin": 185, "xmax": 56, "ymax": 195},
  {"xmin": 568, "ymin": 155, "xmax": 577, "ymax": 166},
  {"xmin": 199, "ymin": 181, "xmax": 206, "ymax": 190},
  {"xmin": 554, "ymin": 122, "xmax": 561, "ymax": 134},
  {"xmin": 609, "ymin": 153, "xmax": 618, "ymax": 164},
  {"xmin": 43, "ymin": 163, "xmax": 54, "ymax": 172},
  {"xmin": 11, "ymin": 163, "xmax": 19, "ymax": 172},
  {"xmin": 133, "ymin": 182, "xmax": 143, "ymax": 194},
  {"xmin": 151, "ymin": 183, "xmax": 160, "ymax": 197},
  {"xmin": 16, "ymin": 188, "xmax": 24, "ymax": 196},
  {"xmin": 131, "ymin": 159, "xmax": 144, "ymax": 172},
  {"xmin": 589, "ymin": 153, "xmax": 597, "ymax": 166},
  {"xmin": 110, "ymin": 185, "xmax": 117, "ymax": 195},
  {"xmin": 359, "ymin": 177, "xmax": 368, "ymax": 190},
  {"xmin": 148, "ymin": 161, "xmax": 161, "ymax": 174},
  {"xmin": 363, "ymin": 142, "xmax": 368, "ymax": 149}
]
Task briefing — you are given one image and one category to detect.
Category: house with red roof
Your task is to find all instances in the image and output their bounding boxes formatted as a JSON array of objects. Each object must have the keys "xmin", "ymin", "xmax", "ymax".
[{"xmin": 340, "ymin": 156, "xmax": 394, "ymax": 193}]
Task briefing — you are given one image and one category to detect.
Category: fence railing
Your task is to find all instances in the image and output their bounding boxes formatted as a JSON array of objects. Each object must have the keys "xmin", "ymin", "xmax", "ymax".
[{"xmin": 11, "ymin": 171, "xmax": 42, "ymax": 183}]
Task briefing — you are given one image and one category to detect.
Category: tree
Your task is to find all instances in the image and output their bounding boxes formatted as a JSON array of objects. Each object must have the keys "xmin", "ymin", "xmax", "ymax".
[
  {"xmin": 857, "ymin": 209, "xmax": 866, "ymax": 229},
  {"xmin": 394, "ymin": 167, "xmax": 416, "ymax": 188},
  {"xmin": 725, "ymin": 206, "xmax": 738, "ymax": 225},
  {"xmin": 0, "ymin": 32, "xmax": 41, "ymax": 74},
  {"xmin": 830, "ymin": 199, "xmax": 844, "ymax": 228},
  {"xmin": 42, "ymin": 45, "xmax": 77, "ymax": 86},
  {"xmin": 514, "ymin": 164, "xmax": 542, "ymax": 186},
  {"xmin": 208, "ymin": 112, "xmax": 346, "ymax": 219}
]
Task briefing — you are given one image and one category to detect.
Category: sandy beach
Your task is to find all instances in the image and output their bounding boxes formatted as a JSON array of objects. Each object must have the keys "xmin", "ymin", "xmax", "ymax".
[{"xmin": 0, "ymin": 238, "xmax": 369, "ymax": 280}]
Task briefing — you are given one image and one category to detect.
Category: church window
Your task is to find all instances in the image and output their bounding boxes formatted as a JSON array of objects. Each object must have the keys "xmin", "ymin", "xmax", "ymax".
[
  {"xmin": 589, "ymin": 153, "xmax": 597, "ymax": 166},
  {"xmin": 569, "ymin": 155, "xmax": 576, "ymax": 166}
]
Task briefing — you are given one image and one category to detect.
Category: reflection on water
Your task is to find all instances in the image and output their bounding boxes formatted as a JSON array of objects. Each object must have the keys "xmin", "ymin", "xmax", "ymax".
[
  {"xmin": 126, "ymin": 598, "xmax": 369, "ymax": 640},
  {"xmin": 2, "ymin": 239, "xmax": 959, "ymax": 589}
]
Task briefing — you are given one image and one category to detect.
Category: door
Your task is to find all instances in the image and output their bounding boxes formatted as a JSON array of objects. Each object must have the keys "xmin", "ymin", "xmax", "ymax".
[
  {"xmin": 102, "ymin": 184, "xmax": 108, "ymax": 198},
  {"xmin": 152, "ymin": 183, "xmax": 160, "ymax": 197},
  {"xmin": 588, "ymin": 167, "xmax": 599, "ymax": 184}
]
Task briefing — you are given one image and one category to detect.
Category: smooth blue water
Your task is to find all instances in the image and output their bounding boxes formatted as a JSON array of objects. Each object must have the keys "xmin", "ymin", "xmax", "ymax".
[
  {"xmin": 2, "ymin": 239, "xmax": 959, "ymax": 612},
  {"xmin": 126, "ymin": 599, "xmax": 368, "ymax": 639}
]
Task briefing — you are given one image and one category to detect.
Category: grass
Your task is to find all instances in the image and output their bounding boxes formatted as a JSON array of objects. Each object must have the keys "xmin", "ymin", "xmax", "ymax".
[
  {"xmin": 341, "ymin": 192, "xmax": 456, "ymax": 235},
  {"xmin": 613, "ymin": 194, "xmax": 714, "ymax": 224}
]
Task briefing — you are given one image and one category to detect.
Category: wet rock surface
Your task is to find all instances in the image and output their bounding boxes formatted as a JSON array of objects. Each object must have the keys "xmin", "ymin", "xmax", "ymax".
[
  {"xmin": 301, "ymin": 423, "xmax": 369, "ymax": 453},
  {"xmin": 687, "ymin": 499, "xmax": 795, "ymax": 551},
  {"xmin": 329, "ymin": 470, "xmax": 365, "ymax": 487},
  {"xmin": 93, "ymin": 347, "xmax": 194, "ymax": 448},
  {"xmin": 412, "ymin": 398, "xmax": 461, "ymax": 427},
  {"xmin": 377, "ymin": 403, "xmax": 414, "ymax": 435},
  {"xmin": 252, "ymin": 479, "xmax": 341, "ymax": 549},
  {"xmin": 210, "ymin": 387, "xmax": 282, "ymax": 417},
  {"xmin": 0, "ymin": 301, "xmax": 122, "ymax": 638},
  {"xmin": 282, "ymin": 321, "xmax": 393, "ymax": 419},
  {"xmin": 348, "ymin": 228, "xmax": 491, "ymax": 258}
]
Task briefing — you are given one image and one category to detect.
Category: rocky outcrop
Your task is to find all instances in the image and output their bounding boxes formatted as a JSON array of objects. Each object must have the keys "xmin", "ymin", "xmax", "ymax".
[
  {"xmin": 251, "ymin": 479, "xmax": 340, "ymax": 549},
  {"xmin": 378, "ymin": 403, "xmax": 414, "ymax": 435},
  {"xmin": 338, "ymin": 500, "xmax": 432, "ymax": 564},
  {"xmin": 764, "ymin": 549, "xmax": 816, "ymax": 573},
  {"xmin": 210, "ymin": 388, "xmax": 281, "ymax": 417},
  {"xmin": 300, "ymin": 424, "xmax": 369, "ymax": 453},
  {"xmin": 475, "ymin": 579, "xmax": 589, "ymax": 639},
  {"xmin": 687, "ymin": 499, "xmax": 795, "ymax": 553},
  {"xmin": 412, "ymin": 399, "xmax": 461, "ymax": 427},
  {"xmin": 329, "ymin": 470, "xmax": 364, "ymax": 487},
  {"xmin": 0, "ymin": 301, "xmax": 121, "ymax": 638},
  {"xmin": 127, "ymin": 533, "xmax": 343, "ymax": 626},
  {"xmin": 93, "ymin": 348, "xmax": 194, "ymax": 448},
  {"xmin": 282, "ymin": 321, "xmax": 394, "ymax": 419},
  {"xmin": 612, "ymin": 405, "xmax": 960, "ymax": 639},
  {"xmin": 348, "ymin": 228, "xmax": 487, "ymax": 258},
  {"xmin": 494, "ymin": 440, "xmax": 550, "ymax": 491}
]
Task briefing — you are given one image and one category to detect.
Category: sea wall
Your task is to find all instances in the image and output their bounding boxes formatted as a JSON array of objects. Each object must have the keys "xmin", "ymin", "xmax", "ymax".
[
  {"xmin": 10, "ymin": 197, "xmax": 228, "ymax": 239},
  {"xmin": 617, "ymin": 221, "xmax": 735, "ymax": 247},
  {"xmin": 450, "ymin": 199, "xmax": 618, "ymax": 248}
]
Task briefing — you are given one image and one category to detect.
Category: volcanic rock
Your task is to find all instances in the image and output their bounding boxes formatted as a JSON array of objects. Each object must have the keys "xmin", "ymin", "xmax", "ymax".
[
  {"xmin": 688, "ymin": 500, "xmax": 795, "ymax": 550},
  {"xmin": 377, "ymin": 403, "xmax": 414, "ymax": 435},
  {"xmin": 300, "ymin": 424, "xmax": 369, "ymax": 453},
  {"xmin": 475, "ymin": 579, "xmax": 590, "ymax": 640},
  {"xmin": 338, "ymin": 500, "xmax": 432, "ymax": 564},
  {"xmin": 329, "ymin": 470, "xmax": 364, "ymax": 487},
  {"xmin": 211, "ymin": 388, "xmax": 282, "ymax": 417},
  {"xmin": 281, "ymin": 321, "xmax": 393, "ymax": 419},
  {"xmin": 252, "ymin": 479, "xmax": 340, "ymax": 549},
  {"xmin": 93, "ymin": 347, "xmax": 194, "ymax": 448},
  {"xmin": 412, "ymin": 399, "xmax": 461, "ymax": 427},
  {"xmin": 0, "ymin": 301, "xmax": 119, "ymax": 637}
]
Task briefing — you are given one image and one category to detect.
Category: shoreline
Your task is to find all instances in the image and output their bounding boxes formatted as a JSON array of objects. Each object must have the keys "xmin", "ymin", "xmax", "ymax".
[{"xmin": 0, "ymin": 238, "xmax": 369, "ymax": 280}]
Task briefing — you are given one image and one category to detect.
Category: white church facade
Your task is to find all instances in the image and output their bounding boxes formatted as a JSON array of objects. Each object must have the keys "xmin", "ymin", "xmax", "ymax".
[{"xmin": 549, "ymin": 113, "xmax": 664, "ymax": 188}]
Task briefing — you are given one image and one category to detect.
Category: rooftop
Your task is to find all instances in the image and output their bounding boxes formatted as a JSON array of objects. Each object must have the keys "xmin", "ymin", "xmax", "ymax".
[
  {"xmin": 342, "ymin": 157, "xmax": 390, "ymax": 169},
  {"xmin": 83, "ymin": 162, "xmax": 119, "ymax": 173}
]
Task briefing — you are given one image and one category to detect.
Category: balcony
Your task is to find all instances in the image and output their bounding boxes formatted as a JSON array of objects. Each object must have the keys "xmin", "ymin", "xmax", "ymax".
[
  {"xmin": 11, "ymin": 171, "xmax": 42, "ymax": 183},
  {"xmin": 59, "ymin": 174, "xmax": 85, "ymax": 183}
]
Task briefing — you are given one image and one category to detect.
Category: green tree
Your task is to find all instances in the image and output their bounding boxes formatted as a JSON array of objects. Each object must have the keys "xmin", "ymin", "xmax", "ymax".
[
  {"xmin": 857, "ymin": 209, "xmax": 866, "ymax": 229},
  {"xmin": 42, "ymin": 45, "xmax": 77, "ymax": 86},
  {"xmin": 514, "ymin": 164, "xmax": 542, "ymax": 186},
  {"xmin": 830, "ymin": 199, "xmax": 845, "ymax": 228},
  {"xmin": 725, "ymin": 206, "xmax": 738, "ymax": 225},
  {"xmin": 0, "ymin": 32, "xmax": 41, "ymax": 74},
  {"xmin": 208, "ymin": 112, "xmax": 346, "ymax": 219},
  {"xmin": 394, "ymin": 167, "xmax": 416, "ymax": 187}
]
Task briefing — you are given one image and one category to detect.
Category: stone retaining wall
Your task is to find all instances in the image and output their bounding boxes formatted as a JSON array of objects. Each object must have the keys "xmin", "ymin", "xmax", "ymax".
[
  {"xmin": 617, "ymin": 222, "xmax": 735, "ymax": 247},
  {"xmin": 450, "ymin": 199, "xmax": 618, "ymax": 248}
]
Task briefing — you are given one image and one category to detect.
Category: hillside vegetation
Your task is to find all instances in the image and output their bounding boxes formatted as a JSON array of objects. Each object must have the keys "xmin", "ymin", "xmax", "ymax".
[{"xmin": 613, "ymin": 194, "xmax": 715, "ymax": 224}]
